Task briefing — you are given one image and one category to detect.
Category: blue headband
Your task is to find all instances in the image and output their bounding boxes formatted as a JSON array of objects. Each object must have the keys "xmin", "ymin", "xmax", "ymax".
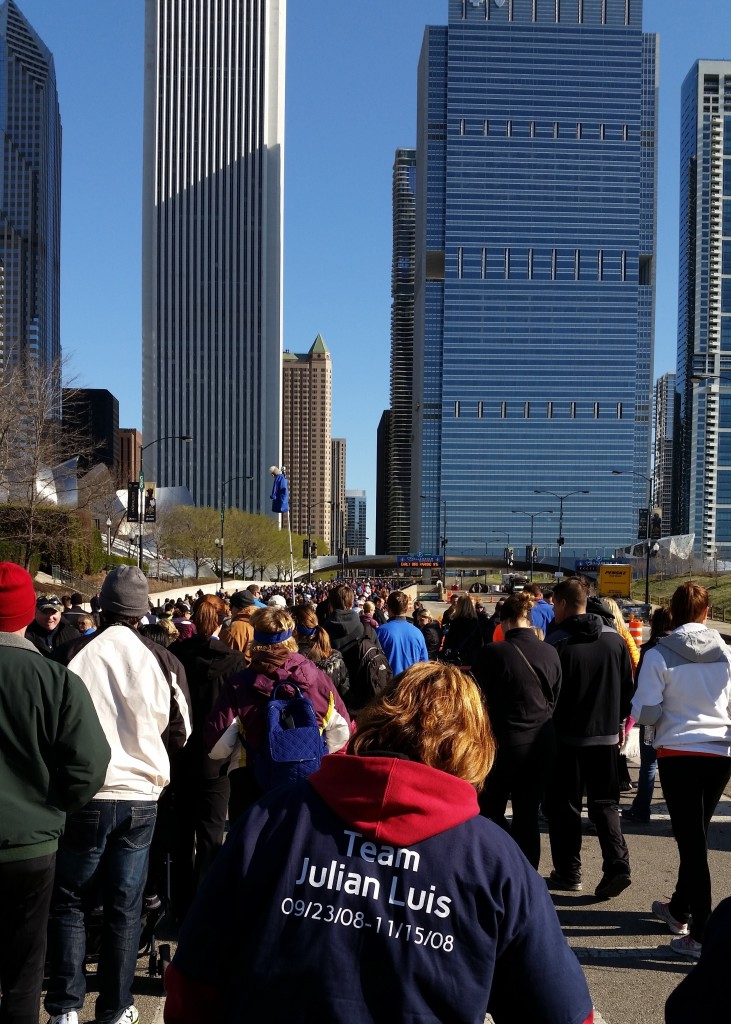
[
  {"xmin": 253, "ymin": 628, "xmax": 293, "ymax": 645},
  {"xmin": 297, "ymin": 625, "xmax": 318, "ymax": 637}
]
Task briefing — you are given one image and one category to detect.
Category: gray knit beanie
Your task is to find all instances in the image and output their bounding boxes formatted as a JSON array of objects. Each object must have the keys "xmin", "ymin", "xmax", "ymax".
[{"xmin": 99, "ymin": 566, "xmax": 149, "ymax": 618}]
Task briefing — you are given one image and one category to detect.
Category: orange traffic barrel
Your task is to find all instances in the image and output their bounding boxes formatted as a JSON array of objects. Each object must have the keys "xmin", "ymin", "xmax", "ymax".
[{"xmin": 628, "ymin": 616, "xmax": 643, "ymax": 645}]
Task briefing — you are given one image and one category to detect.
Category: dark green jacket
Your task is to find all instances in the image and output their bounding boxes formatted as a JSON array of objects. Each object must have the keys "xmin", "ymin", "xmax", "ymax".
[{"xmin": 0, "ymin": 632, "xmax": 111, "ymax": 863}]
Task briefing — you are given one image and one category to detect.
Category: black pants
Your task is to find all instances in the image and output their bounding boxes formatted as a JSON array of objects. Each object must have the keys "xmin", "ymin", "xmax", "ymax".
[
  {"xmin": 0, "ymin": 853, "xmax": 55, "ymax": 1024},
  {"xmin": 170, "ymin": 774, "xmax": 230, "ymax": 919},
  {"xmin": 545, "ymin": 742, "xmax": 630, "ymax": 883},
  {"xmin": 659, "ymin": 755, "xmax": 731, "ymax": 942},
  {"xmin": 479, "ymin": 722, "xmax": 556, "ymax": 869}
]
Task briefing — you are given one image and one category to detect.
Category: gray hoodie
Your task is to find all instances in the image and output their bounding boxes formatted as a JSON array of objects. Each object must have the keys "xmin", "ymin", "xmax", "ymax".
[{"xmin": 632, "ymin": 623, "xmax": 731, "ymax": 756}]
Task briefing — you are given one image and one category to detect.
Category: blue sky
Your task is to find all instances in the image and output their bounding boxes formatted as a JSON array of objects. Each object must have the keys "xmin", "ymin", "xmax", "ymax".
[{"xmin": 14, "ymin": 0, "xmax": 731, "ymax": 551}]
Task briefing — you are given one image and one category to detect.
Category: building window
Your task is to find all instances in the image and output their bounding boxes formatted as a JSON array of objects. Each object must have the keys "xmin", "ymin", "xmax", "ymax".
[
  {"xmin": 593, "ymin": 402, "xmax": 600, "ymax": 418},
  {"xmin": 617, "ymin": 402, "xmax": 623, "ymax": 419},
  {"xmin": 500, "ymin": 402, "xmax": 507, "ymax": 419},
  {"xmin": 598, "ymin": 249, "xmax": 604, "ymax": 280},
  {"xmin": 504, "ymin": 248, "xmax": 511, "ymax": 279},
  {"xmin": 458, "ymin": 247, "xmax": 464, "ymax": 279},
  {"xmin": 547, "ymin": 401, "xmax": 554, "ymax": 418},
  {"xmin": 524, "ymin": 402, "xmax": 530, "ymax": 419},
  {"xmin": 454, "ymin": 401, "xmax": 461, "ymax": 418},
  {"xmin": 570, "ymin": 402, "xmax": 577, "ymax": 419},
  {"xmin": 478, "ymin": 401, "xmax": 484, "ymax": 418}
]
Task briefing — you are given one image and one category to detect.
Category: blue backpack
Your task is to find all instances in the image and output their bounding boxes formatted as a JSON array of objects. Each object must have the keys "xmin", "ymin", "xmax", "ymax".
[{"xmin": 253, "ymin": 683, "xmax": 328, "ymax": 791}]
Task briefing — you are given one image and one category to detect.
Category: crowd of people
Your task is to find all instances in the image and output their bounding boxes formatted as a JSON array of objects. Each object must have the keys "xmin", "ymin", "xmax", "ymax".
[{"xmin": 0, "ymin": 561, "xmax": 729, "ymax": 1023}]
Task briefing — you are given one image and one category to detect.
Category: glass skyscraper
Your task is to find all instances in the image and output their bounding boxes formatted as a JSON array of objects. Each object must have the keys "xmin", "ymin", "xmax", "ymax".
[
  {"xmin": 142, "ymin": 0, "xmax": 286, "ymax": 511},
  {"xmin": 0, "ymin": 0, "xmax": 61, "ymax": 380},
  {"xmin": 411, "ymin": 0, "xmax": 657, "ymax": 562},
  {"xmin": 674, "ymin": 62, "xmax": 731, "ymax": 561}
]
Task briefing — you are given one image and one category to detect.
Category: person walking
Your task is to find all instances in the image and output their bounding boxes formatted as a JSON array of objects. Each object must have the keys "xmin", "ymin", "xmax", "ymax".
[
  {"xmin": 473, "ymin": 593, "xmax": 561, "ymax": 869},
  {"xmin": 440, "ymin": 595, "xmax": 490, "ymax": 670},
  {"xmin": 376, "ymin": 591, "xmax": 428, "ymax": 675},
  {"xmin": 544, "ymin": 578, "xmax": 633, "ymax": 899},
  {"xmin": 0, "ymin": 563, "xmax": 110, "ymax": 1024},
  {"xmin": 45, "ymin": 566, "xmax": 191, "ymax": 1024},
  {"xmin": 632, "ymin": 583, "xmax": 731, "ymax": 959}
]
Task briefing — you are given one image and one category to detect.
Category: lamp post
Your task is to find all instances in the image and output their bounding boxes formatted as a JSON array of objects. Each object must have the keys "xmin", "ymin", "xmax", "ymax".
[
  {"xmin": 139, "ymin": 434, "xmax": 193, "ymax": 571},
  {"xmin": 610, "ymin": 469, "xmax": 657, "ymax": 606},
  {"xmin": 219, "ymin": 475, "xmax": 254, "ymax": 591},
  {"xmin": 106, "ymin": 518, "xmax": 112, "ymax": 557},
  {"xmin": 533, "ymin": 489, "xmax": 590, "ymax": 576},
  {"xmin": 510, "ymin": 510, "xmax": 553, "ymax": 581}
]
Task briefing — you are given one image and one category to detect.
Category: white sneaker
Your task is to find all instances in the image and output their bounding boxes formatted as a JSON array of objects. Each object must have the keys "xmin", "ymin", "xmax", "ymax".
[
  {"xmin": 113, "ymin": 1009, "xmax": 139, "ymax": 1024},
  {"xmin": 48, "ymin": 1014, "xmax": 79, "ymax": 1024}
]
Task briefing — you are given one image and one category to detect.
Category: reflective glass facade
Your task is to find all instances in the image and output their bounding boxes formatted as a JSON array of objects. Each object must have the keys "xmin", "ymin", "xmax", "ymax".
[
  {"xmin": 412, "ymin": 0, "xmax": 657, "ymax": 561},
  {"xmin": 674, "ymin": 62, "xmax": 731, "ymax": 560},
  {"xmin": 0, "ymin": 0, "xmax": 61, "ymax": 385},
  {"xmin": 142, "ymin": 0, "xmax": 285, "ymax": 511}
]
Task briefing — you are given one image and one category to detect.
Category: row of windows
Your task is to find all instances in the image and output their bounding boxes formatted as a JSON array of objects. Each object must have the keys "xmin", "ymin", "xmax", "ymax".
[
  {"xmin": 455, "ymin": 247, "xmax": 632, "ymax": 282},
  {"xmin": 461, "ymin": 0, "xmax": 632, "ymax": 28},
  {"xmin": 457, "ymin": 119, "xmax": 632, "ymax": 142},
  {"xmin": 453, "ymin": 401, "xmax": 624, "ymax": 419}
]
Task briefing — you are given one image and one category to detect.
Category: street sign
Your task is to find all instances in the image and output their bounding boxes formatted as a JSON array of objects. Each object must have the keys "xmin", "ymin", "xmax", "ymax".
[{"xmin": 575, "ymin": 559, "xmax": 601, "ymax": 573}]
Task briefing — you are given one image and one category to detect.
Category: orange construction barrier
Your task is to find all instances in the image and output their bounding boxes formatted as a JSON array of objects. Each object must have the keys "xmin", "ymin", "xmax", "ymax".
[{"xmin": 628, "ymin": 616, "xmax": 643, "ymax": 645}]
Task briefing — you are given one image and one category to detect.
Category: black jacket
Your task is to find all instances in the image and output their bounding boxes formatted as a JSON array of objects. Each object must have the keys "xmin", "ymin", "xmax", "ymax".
[
  {"xmin": 441, "ymin": 615, "xmax": 491, "ymax": 667},
  {"xmin": 25, "ymin": 618, "xmax": 79, "ymax": 658},
  {"xmin": 169, "ymin": 635, "xmax": 247, "ymax": 779},
  {"xmin": 473, "ymin": 628, "xmax": 562, "ymax": 746},
  {"xmin": 323, "ymin": 610, "xmax": 379, "ymax": 678},
  {"xmin": 420, "ymin": 622, "xmax": 443, "ymax": 660},
  {"xmin": 547, "ymin": 614, "xmax": 633, "ymax": 745}
]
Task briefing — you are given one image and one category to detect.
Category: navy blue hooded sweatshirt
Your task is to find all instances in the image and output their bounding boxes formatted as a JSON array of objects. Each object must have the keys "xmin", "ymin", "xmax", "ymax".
[{"xmin": 165, "ymin": 755, "xmax": 593, "ymax": 1023}]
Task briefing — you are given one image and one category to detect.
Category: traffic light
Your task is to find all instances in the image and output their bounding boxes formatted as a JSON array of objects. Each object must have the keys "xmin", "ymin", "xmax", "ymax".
[
  {"xmin": 310, "ymin": 541, "xmax": 317, "ymax": 557},
  {"xmin": 302, "ymin": 538, "xmax": 309, "ymax": 559}
]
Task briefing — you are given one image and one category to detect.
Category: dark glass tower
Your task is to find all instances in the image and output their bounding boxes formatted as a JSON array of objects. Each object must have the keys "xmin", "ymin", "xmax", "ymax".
[
  {"xmin": 674, "ymin": 62, "xmax": 731, "ymax": 561},
  {"xmin": 0, "ymin": 0, "xmax": 61, "ymax": 379},
  {"xmin": 388, "ymin": 149, "xmax": 417, "ymax": 554},
  {"xmin": 412, "ymin": 0, "xmax": 658, "ymax": 561}
]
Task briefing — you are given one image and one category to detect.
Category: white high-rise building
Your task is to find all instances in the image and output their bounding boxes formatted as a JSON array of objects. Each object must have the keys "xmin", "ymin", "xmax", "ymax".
[{"xmin": 142, "ymin": 0, "xmax": 286, "ymax": 511}]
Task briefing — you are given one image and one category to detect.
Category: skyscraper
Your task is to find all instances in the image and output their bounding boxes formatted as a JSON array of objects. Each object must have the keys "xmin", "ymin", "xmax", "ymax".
[
  {"xmin": 0, "ymin": 0, "xmax": 61, "ymax": 379},
  {"xmin": 142, "ymin": 0, "xmax": 286, "ymax": 512},
  {"xmin": 654, "ymin": 372, "xmax": 675, "ymax": 538},
  {"xmin": 674, "ymin": 62, "xmax": 731, "ymax": 560},
  {"xmin": 282, "ymin": 335, "xmax": 332, "ymax": 549},
  {"xmin": 388, "ymin": 149, "xmax": 417, "ymax": 554},
  {"xmin": 411, "ymin": 0, "xmax": 657, "ymax": 561},
  {"xmin": 346, "ymin": 490, "xmax": 367, "ymax": 557},
  {"xmin": 331, "ymin": 437, "xmax": 347, "ymax": 558}
]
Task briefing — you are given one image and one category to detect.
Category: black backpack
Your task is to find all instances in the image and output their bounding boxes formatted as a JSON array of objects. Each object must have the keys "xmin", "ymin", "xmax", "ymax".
[{"xmin": 345, "ymin": 634, "xmax": 393, "ymax": 711}]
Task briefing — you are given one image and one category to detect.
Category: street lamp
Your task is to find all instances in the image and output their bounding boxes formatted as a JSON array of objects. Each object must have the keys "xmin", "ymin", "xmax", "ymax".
[
  {"xmin": 219, "ymin": 475, "xmax": 254, "ymax": 590},
  {"xmin": 510, "ymin": 510, "xmax": 553, "ymax": 581},
  {"xmin": 610, "ymin": 469, "xmax": 658, "ymax": 606},
  {"xmin": 533, "ymin": 489, "xmax": 591, "ymax": 576},
  {"xmin": 106, "ymin": 518, "xmax": 112, "ymax": 557},
  {"xmin": 138, "ymin": 434, "xmax": 193, "ymax": 571}
]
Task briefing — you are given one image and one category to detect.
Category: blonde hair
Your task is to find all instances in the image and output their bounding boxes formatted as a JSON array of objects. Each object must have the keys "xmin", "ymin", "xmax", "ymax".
[
  {"xmin": 601, "ymin": 597, "xmax": 626, "ymax": 629},
  {"xmin": 250, "ymin": 605, "xmax": 298, "ymax": 654},
  {"xmin": 351, "ymin": 662, "xmax": 495, "ymax": 790},
  {"xmin": 362, "ymin": 600, "xmax": 375, "ymax": 615}
]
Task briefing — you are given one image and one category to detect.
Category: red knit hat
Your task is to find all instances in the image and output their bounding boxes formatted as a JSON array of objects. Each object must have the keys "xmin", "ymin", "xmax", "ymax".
[{"xmin": 0, "ymin": 562, "xmax": 37, "ymax": 633}]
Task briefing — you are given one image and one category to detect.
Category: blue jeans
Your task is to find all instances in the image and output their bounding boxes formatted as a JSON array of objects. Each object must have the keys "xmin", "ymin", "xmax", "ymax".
[
  {"xmin": 45, "ymin": 800, "xmax": 157, "ymax": 1024},
  {"xmin": 630, "ymin": 726, "xmax": 657, "ymax": 820}
]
